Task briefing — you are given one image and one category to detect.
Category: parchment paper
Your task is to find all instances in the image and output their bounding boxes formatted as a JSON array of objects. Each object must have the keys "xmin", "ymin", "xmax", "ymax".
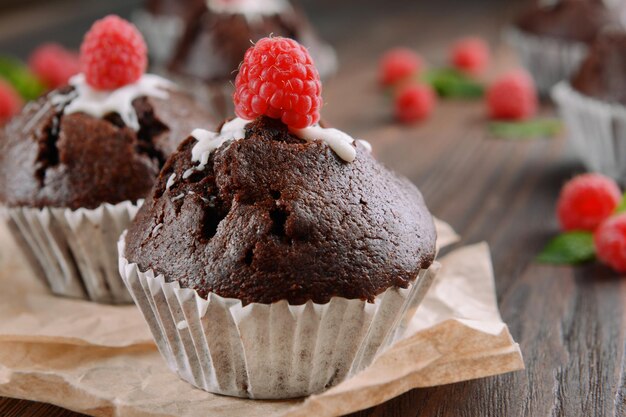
[{"xmin": 0, "ymin": 219, "xmax": 524, "ymax": 417}]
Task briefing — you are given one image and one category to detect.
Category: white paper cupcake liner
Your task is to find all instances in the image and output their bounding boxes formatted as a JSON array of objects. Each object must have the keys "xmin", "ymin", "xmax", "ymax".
[
  {"xmin": 505, "ymin": 27, "xmax": 588, "ymax": 96},
  {"xmin": 118, "ymin": 235, "xmax": 439, "ymax": 399},
  {"xmin": 1, "ymin": 201, "xmax": 141, "ymax": 304},
  {"xmin": 552, "ymin": 82, "xmax": 626, "ymax": 184}
]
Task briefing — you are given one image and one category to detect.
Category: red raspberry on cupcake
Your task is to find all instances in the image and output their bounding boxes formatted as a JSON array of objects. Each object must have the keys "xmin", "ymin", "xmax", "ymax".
[
  {"xmin": 233, "ymin": 37, "xmax": 322, "ymax": 129},
  {"xmin": 557, "ymin": 173, "xmax": 622, "ymax": 232},
  {"xmin": 80, "ymin": 15, "xmax": 148, "ymax": 90}
]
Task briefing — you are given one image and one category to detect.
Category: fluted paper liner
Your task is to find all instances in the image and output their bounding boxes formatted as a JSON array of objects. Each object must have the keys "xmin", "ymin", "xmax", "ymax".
[
  {"xmin": 552, "ymin": 82, "xmax": 626, "ymax": 184},
  {"xmin": 119, "ymin": 235, "xmax": 439, "ymax": 398},
  {"xmin": 0, "ymin": 201, "xmax": 141, "ymax": 304},
  {"xmin": 505, "ymin": 27, "xmax": 587, "ymax": 95},
  {"xmin": 0, "ymin": 220, "xmax": 523, "ymax": 416}
]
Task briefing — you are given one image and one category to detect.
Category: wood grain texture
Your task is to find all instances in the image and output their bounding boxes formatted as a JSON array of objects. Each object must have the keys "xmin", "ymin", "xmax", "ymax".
[{"xmin": 0, "ymin": 0, "xmax": 625, "ymax": 416}]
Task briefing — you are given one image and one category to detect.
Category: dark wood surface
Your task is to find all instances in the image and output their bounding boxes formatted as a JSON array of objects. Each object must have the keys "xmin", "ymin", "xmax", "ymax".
[{"xmin": 1, "ymin": 0, "xmax": 625, "ymax": 416}]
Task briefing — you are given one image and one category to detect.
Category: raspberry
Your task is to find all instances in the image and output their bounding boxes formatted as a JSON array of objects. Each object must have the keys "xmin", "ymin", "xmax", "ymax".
[
  {"xmin": 451, "ymin": 37, "xmax": 490, "ymax": 75},
  {"xmin": 233, "ymin": 37, "xmax": 322, "ymax": 129},
  {"xmin": 0, "ymin": 79, "xmax": 22, "ymax": 125},
  {"xmin": 394, "ymin": 84, "xmax": 436, "ymax": 123},
  {"xmin": 557, "ymin": 173, "xmax": 622, "ymax": 232},
  {"xmin": 486, "ymin": 70, "xmax": 537, "ymax": 120},
  {"xmin": 379, "ymin": 48, "xmax": 423, "ymax": 86},
  {"xmin": 594, "ymin": 214, "xmax": 626, "ymax": 273},
  {"xmin": 29, "ymin": 43, "xmax": 80, "ymax": 89},
  {"xmin": 80, "ymin": 15, "xmax": 147, "ymax": 90}
]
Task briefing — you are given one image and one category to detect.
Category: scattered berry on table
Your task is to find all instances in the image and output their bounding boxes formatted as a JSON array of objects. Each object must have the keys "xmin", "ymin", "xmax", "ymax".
[
  {"xmin": 233, "ymin": 37, "xmax": 322, "ymax": 129},
  {"xmin": 80, "ymin": 15, "xmax": 147, "ymax": 90},
  {"xmin": 486, "ymin": 69, "xmax": 537, "ymax": 120},
  {"xmin": 379, "ymin": 48, "xmax": 423, "ymax": 86},
  {"xmin": 557, "ymin": 173, "xmax": 621, "ymax": 232},
  {"xmin": 451, "ymin": 37, "xmax": 490, "ymax": 76},
  {"xmin": 394, "ymin": 84, "xmax": 436, "ymax": 123},
  {"xmin": 594, "ymin": 213, "xmax": 626, "ymax": 273},
  {"xmin": 0, "ymin": 78, "xmax": 22, "ymax": 125},
  {"xmin": 29, "ymin": 43, "xmax": 80, "ymax": 89}
]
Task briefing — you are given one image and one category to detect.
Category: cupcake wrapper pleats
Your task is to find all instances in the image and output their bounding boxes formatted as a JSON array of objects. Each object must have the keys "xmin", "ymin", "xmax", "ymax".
[
  {"xmin": 1, "ymin": 201, "xmax": 141, "ymax": 304},
  {"xmin": 118, "ymin": 235, "xmax": 439, "ymax": 399},
  {"xmin": 505, "ymin": 27, "xmax": 588, "ymax": 95},
  {"xmin": 553, "ymin": 82, "xmax": 626, "ymax": 184}
]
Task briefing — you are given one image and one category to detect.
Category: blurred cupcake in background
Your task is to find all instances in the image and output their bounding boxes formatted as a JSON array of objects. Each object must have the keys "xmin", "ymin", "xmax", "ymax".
[
  {"xmin": 132, "ymin": 0, "xmax": 201, "ymax": 66},
  {"xmin": 0, "ymin": 16, "xmax": 215, "ymax": 304},
  {"xmin": 506, "ymin": 0, "xmax": 619, "ymax": 95},
  {"xmin": 134, "ymin": 0, "xmax": 337, "ymax": 119},
  {"xmin": 552, "ymin": 29, "xmax": 626, "ymax": 184}
]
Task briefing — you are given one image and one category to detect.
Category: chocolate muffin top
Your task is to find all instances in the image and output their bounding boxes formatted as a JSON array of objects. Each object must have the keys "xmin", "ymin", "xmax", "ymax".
[
  {"xmin": 124, "ymin": 116, "xmax": 436, "ymax": 305},
  {"xmin": 168, "ymin": 1, "xmax": 335, "ymax": 82},
  {"xmin": 571, "ymin": 30, "xmax": 626, "ymax": 105},
  {"xmin": 515, "ymin": 0, "xmax": 618, "ymax": 43},
  {"xmin": 0, "ymin": 85, "xmax": 215, "ymax": 210}
]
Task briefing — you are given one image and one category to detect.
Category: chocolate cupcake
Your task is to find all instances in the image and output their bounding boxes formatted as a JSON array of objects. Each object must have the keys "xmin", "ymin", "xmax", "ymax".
[
  {"xmin": 119, "ymin": 37, "xmax": 438, "ymax": 398},
  {"xmin": 135, "ymin": 0, "xmax": 337, "ymax": 119},
  {"xmin": 507, "ymin": 0, "xmax": 619, "ymax": 94},
  {"xmin": 553, "ymin": 29, "xmax": 626, "ymax": 183},
  {"xmin": 0, "ymin": 16, "xmax": 216, "ymax": 304}
]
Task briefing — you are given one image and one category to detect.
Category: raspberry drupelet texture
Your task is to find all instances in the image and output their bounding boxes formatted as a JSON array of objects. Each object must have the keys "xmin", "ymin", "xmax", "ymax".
[
  {"xmin": 487, "ymin": 70, "xmax": 537, "ymax": 120},
  {"xmin": 557, "ymin": 173, "xmax": 621, "ymax": 232},
  {"xmin": 29, "ymin": 43, "xmax": 80, "ymax": 89},
  {"xmin": 379, "ymin": 48, "xmax": 423, "ymax": 86},
  {"xmin": 233, "ymin": 37, "xmax": 322, "ymax": 129},
  {"xmin": 594, "ymin": 213, "xmax": 626, "ymax": 273},
  {"xmin": 80, "ymin": 15, "xmax": 148, "ymax": 90},
  {"xmin": 0, "ymin": 79, "xmax": 22, "ymax": 125}
]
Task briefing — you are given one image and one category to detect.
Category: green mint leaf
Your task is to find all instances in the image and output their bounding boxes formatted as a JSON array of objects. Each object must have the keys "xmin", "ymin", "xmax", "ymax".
[
  {"xmin": 489, "ymin": 119, "xmax": 562, "ymax": 140},
  {"xmin": 536, "ymin": 231, "xmax": 596, "ymax": 265},
  {"xmin": 0, "ymin": 57, "xmax": 46, "ymax": 101},
  {"xmin": 423, "ymin": 68, "xmax": 484, "ymax": 99},
  {"xmin": 616, "ymin": 192, "xmax": 626, "ymax": 214}
]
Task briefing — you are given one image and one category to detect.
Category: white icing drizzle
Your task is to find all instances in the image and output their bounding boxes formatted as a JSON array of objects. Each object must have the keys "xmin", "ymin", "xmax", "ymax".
[
  {"xmin": 190, "ymin": 117, "xmax": 363, "ymax": 167},
  {"xmin": 166, "ymin": 173, "xmax": 177, "ymax": 190},
  {"xmin": 191, "ymin": 117, "xmax": 249, "ymax": 169},
  {"xmin": 206, "ymin": 0, "xmax": 289, "ymax": 21},
  {"xmin": 60, "ymin": 73, "xmax": 175, "ymax": 131},
  {"xmin": 290, "ymin": 125, "xmax": 358, "ymax": 162},
  {"xmin": 172, "ymin": 193, "xmax": 185, "ymax": 202}
]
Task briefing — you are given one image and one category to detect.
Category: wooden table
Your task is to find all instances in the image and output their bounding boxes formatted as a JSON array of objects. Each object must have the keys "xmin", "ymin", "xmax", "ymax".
[{"xmin": 1, "ymin": 0, "xmax": 625, "ymax": 415}]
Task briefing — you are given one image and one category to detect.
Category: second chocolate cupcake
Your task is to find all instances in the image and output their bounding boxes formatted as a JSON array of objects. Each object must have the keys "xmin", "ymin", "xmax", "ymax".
[{"xmin": 0, "ymin": 16, "xmax": 216, "ymax": 303}]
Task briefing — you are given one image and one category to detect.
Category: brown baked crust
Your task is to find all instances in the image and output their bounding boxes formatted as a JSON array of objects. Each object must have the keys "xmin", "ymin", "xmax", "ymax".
[
  {"xmin": 124, "ymin": 116, "xmax": 437, "ymax": 305},
  {"xmin": 571, "ymin": 30, "xmax": 626, "ymax": 105},
  {"xmin": 0, "ymin": 86, "xmax": 216, "ymax": 210},
  {"xmin": 515, "ymin": 1, "xmax": 617, "ymax": 44}
]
